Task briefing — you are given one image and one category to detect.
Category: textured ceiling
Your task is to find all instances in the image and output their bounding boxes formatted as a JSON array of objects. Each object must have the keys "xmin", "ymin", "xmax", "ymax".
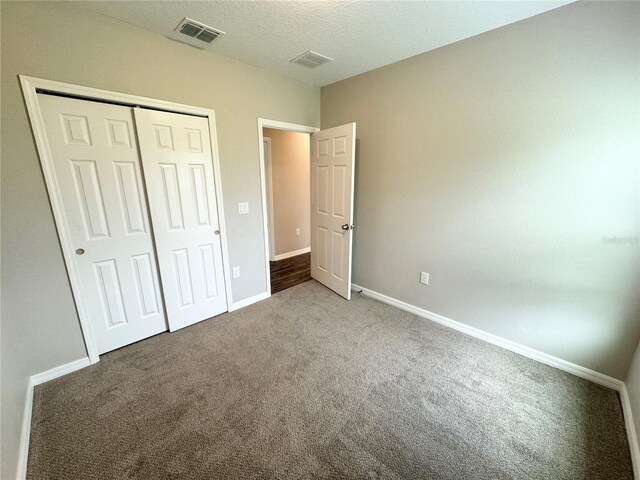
[{"xmin": 74, "ymin": 1, "xmax": 574, "ymax": 86}]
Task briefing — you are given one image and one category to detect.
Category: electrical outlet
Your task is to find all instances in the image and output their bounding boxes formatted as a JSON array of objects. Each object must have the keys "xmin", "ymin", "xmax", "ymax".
[
  {"xmin": 295, "ymin": 228, "xmax": 301, "ymax": 236},
  {"xmin": 233, "ymin": 266, "xmax": 240, "ymax": 278},
  {"xmin": 420, "ymin": 272, "xmax": 429, "ymax": 285},
  {"xmin": 238, "ymin": 202, "xmax": 249, "ymax": 215}
]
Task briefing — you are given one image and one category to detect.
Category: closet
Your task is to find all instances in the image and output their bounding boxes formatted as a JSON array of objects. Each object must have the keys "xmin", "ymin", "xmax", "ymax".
[{"xmin": 38, "ymin": 93, "xmax": 227, "ymax": 354}]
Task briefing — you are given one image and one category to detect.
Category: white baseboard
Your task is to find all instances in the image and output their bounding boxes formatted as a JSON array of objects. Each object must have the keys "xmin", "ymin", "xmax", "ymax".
[
  {"xmin": 621, "ymin": 385, "xmax": 640, "ymax": 479},
  {"xmin": 229, "ymin": 291, "xmax": 270, "ymax": 312},
  {"xmin": 351, "ymin": 284, "xmax": 623, "ymax": 391},
  {"xmin": 273, "ymin": 247, "xmax": 310, "ymax": 262},
  {"xmin": 351, "ymin": 283, "xmax": 640, "ymax": 477},
  {"xmin": 30, "ymin": 357, "xmax": 91, "ymax": 386},
  {"xmin": 17, "ymin": 357, "xmax": 90, "ymax": 479},
  {"xmin": 17, "ymin": 378, "xmax": 35, "ymax": 480}
]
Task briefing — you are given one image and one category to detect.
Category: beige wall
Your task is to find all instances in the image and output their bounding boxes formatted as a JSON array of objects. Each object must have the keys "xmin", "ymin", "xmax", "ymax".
[
  {"xmin": 263, "ymin": 128, "xmax": 310, "ymax": 257},
  {"xmin": 322, "ymin": 1, "xmax": 640, "ymax": 379},
  {"xmin": 0, "ymin": 2, "xmax": 319, "ymax": 477},
  {"xmin": 627, "ymin": 341, "xmax": 640, "ymax": 447}
]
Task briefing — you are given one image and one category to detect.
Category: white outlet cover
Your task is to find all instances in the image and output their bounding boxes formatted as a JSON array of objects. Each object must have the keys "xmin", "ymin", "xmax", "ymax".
[
  {"xmin": 295, "ymin": 228, "xmax": 301, "ymax": 236},
  {"xmin": 233, "ymin": 266, "xmax": 240, "ymax": 278},
  {"xmin": 238, "ymin": 202, "xmax": 249, "ymax": 214},
  {"xmin": 420, "ymin": 272, "xmax": 429, "ymax": 285}
]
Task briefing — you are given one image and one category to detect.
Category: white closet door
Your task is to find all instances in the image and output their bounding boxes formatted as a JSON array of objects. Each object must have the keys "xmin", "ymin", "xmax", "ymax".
[
  {"xmin": 310, "ymin": 123, "xmax": 356, "ymax": 300},
  {"xmin": 38, "ymin": 94, "xmax": 167, "ymax": 354},
  {"xmin": 134, "ymin": 109, "xmax": 227, "ymax": 331}
]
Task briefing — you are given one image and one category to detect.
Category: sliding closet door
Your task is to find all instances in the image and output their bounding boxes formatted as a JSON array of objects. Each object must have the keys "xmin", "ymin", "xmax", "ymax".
[
  {"xmin": 134, "ymin": 109, "xmax": 227, "ymax": 331},
  {"xmin": 38, "ymin": 94, "xmax": 167, "ymax": 354}
]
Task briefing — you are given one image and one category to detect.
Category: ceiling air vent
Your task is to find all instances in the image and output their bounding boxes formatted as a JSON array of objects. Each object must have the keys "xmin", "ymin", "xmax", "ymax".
[
  {"xmin": 175, "ymin": 17, "xmax": 224, "ymax": 45},
  {"xmin": 290, "ymin": 50, "xmax": 333, "ymax": 69}
]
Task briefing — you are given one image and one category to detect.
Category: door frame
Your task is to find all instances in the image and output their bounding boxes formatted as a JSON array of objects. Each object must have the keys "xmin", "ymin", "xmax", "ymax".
[
  {"xmin": 262, "ymin": 136, "xmax": 276, "ymax": 262},
  {"xmin": 257, "ymin": 118, "xmax": 319, "ymax": 296},
  {"xmin": 20, "ymin": 75, "xmax": 234, "ymax": 364}
]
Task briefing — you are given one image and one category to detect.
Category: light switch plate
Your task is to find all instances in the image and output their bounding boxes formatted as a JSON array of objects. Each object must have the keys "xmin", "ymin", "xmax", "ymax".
[
  {"xmin": 233, "ymin": 266, "xmax": 240, "ymax": 278},
  {"xmin": 420, "ymin": 272, "xmax": 429, "ymax": 285},
  {"xmin": 238, "ymin": 202, "xmax": 249, "ymax": 215},
  {"xmin": 295, "ymin": 228, "xmax": 301, "ymax": 236}
]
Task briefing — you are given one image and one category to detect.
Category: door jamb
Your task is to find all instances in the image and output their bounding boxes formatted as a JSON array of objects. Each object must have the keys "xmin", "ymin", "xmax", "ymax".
[
  {"xmin": 257, "ymin": 118, "xmax": 319, "ymax": 297},
  {"xmin": 262, "ymin": 137, "xmax": 276, "ymax": 262},
  {"xmin": 20, "ymin": 75, "xmax": 234, "ymax": 364}
]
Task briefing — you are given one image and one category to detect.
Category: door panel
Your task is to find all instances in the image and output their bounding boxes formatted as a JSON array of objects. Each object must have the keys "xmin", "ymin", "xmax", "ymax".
[
  {"xmin": 131, "ymin": 253, "xmax": 161, "ymax": 317},
  {"xmin": 134, "ymin": 109, "xmax": 227, "ymax": 331},
  {"xmin": 310, "ymin": 123, "xmax": 356, "ymax": 299},
  {"xmin": 94, "ymin": 259, "xmax": 128, "ymax": 327},
  {"xmin": 39, "ymin": 94, "xmax": 167, "ymax": 354},
  {"xmin": 70, "ymin": 159, "xmax": 111, "ymax": 238},
  {"xmin": 114, "ymin": 161, "xmax": 147, "ymax": 235}
]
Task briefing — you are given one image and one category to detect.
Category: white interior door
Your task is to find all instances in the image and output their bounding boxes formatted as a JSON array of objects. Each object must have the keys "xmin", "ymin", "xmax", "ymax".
[
  {"xmin": 310, "ymin": 123, "xmax": 356, "ymax": 300},
  {"xmin": 134, "ymin": 109, "xmax": 227, "ymax": 331},
  {"xmin": 39, "ymin": 94, "xmax": 167, "ymax": 354}
]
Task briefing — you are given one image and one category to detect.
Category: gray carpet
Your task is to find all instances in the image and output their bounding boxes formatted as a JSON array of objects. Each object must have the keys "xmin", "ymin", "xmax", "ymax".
[{"xmin": 28, "ymin": 280, "xmax": 633, "ymax": 479}]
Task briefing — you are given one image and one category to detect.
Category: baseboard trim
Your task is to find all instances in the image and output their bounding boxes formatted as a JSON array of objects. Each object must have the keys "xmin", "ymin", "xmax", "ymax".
[
  {"xmin": 273, "ymin": 247, "xmax": 310, "ymax": 262},
  {"xmin": 621, "ymin": 385, "xmax": 640, "ymax": 479},
  {"xmin": 351, "ymin": 284, "xmax": 623, "ymax": 390},
  {"xmin": 30, "ymin": 357, "xmax": 91, "ymax": 386},
  {"xmin": 16, "ymin": 378, "xmax": 34, "ymax": 480},
  {"xmin": 16, "ymin": 357, "xmax": 91, "ymax": 479},
  {"xmin": 229, "ymin": 291, "xmax": 270, "ymax": 312}
]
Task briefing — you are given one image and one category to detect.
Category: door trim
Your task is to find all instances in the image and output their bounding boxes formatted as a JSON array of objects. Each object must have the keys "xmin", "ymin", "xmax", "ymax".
[
  {"xmin": 257, "ymin": 118, "xmax": 319, "ymax": 297},
  {"xmin": 20, "ymin": 75, "xmax": 234, "ymax": 364},
  {"xmin": 262, "ymin": 137, "xmax": 276, "ymax": 262}
]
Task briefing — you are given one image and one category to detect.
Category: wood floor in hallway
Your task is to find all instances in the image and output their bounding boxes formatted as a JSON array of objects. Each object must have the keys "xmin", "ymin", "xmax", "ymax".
[{"xmin": 270, "ymin": 252, "xmax": 311, "ymax": 294}]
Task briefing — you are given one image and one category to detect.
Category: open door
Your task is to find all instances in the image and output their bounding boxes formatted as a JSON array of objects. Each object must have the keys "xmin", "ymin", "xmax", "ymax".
[{"xmin": 310, "ymin": 123, "xmax": 356, "ymax": 300}]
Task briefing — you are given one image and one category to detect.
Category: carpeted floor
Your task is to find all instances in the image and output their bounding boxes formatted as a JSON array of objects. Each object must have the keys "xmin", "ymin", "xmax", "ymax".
[{"xmin": 28, "ymin": 280, "xmax": 633, "ymax": 479}]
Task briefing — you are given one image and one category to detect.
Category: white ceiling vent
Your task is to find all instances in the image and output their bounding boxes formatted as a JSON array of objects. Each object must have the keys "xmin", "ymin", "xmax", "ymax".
[
  {"xmin": 290, "ymin": 51, "xmax": 333, "ymax": 69},
  {"xmin": 174, "ymin": 17, "xmax": 224, "ymax": 45}
]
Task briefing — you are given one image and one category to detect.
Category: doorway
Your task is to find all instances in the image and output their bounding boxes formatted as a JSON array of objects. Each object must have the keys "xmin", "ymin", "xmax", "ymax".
[
  {"xmin": 258, "ymin": 118, "xmax": 356, "ymax": 300},
  {"xmin": 258, "ymin": 120, "xmax": 317, "ymax": 295},
  {"xmin": 262, "ymin": 127, "xmax": 312, "ymax": 293}
]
